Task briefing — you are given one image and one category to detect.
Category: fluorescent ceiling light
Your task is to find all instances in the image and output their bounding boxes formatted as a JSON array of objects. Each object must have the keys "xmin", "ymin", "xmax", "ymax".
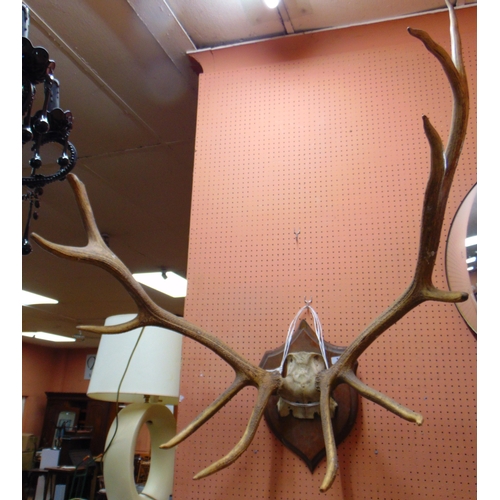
[
  {"xmin": 22, "ymin": 290, "xmax": 58, "ymax": 305},
  {"xmin": 22, "ymin": 332, "xmax": 76, "ymax": 343},
  {"xmin": 133, "ymin": 271, "xmax": 188, "ymax": 298},
  {"xmin": 467, "ymin": 266, "xmax": 474, "ymax": 272},
  {"xmin": 263, "ymin": 0, "xmax": 280, "ymax": 8},
  {"xmin": 466, "ymin": 256, "xmax": 476, "ymax": 264},
  {"xmin": 465, "ymin": 235, "xmax": 477, "ymax": 247}
]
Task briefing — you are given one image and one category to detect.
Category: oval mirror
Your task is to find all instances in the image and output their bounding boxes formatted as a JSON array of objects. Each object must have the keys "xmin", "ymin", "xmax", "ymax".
[{"xmin": 445, "ymin": 184, "xmax": 477, "ymax": 335}]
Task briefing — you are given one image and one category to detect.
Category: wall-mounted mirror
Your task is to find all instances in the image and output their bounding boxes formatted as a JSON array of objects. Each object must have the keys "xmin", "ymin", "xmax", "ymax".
[{"xmin": 446, "ymin": 184, "xmax": 477, "ymax": 335}]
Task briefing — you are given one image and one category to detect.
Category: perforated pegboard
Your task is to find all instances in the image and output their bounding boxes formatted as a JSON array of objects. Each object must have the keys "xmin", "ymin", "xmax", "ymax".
[{"xmin": 174, "ymin": 8, "xmax": 476, "ymax": 499}]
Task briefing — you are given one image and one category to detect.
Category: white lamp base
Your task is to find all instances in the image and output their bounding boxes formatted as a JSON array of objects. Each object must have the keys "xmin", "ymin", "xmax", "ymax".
[{"xmin": 103, "ymin": 403, "xmax": 177, "ymax": 500}]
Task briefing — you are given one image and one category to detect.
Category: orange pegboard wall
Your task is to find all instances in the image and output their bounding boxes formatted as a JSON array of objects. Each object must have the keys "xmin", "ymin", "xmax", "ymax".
[{"xmin": 174, "ymin": 8, "xmax": 476, "ymax": 500}]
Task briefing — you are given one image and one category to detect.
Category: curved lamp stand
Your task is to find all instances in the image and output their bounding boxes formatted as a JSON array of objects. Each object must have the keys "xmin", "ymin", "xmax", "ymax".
[{"xmin": 104, "ymin": 403, "xmax": 177, "ymax": 500}]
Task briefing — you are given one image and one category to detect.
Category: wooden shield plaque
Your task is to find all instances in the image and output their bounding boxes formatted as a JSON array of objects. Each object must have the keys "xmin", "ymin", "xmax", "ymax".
[{"xmin": 259, "ymin": 319, "xmax": 358, "ymax": 472}]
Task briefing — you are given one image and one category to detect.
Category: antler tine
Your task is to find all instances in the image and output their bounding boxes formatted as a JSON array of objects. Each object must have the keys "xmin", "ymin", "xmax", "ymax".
[
  {"xmin": 161, "ymin": 375, "xmax": 249, "ymax": 449},
  {"xmin": 317, "ymin": 2, "xmax": 469, "ymax": 491},
  {"xmin": 191, "ymin": 382, "xmax": 278, "ymax": 480},
  {"xmin": 341, "ymin": 370, "xmax": 423, "ymax": 425},
  {"xmin": 32, "ymin": 174, "xmax": 107, "ymax": 256},
  {"xmin": 161, "ymin": 372, "xmax": 280, "ymax": 479},
  {"xmin": 408, "ymin": 0, "xmax": 469, "ymax": 190},
  {"xmin": 31, "ymin": 174, "xmax": 159, "ymax": 331},
  {"xmin": 318, "ymin": 377, "xmax": 338, "ymax": 492},
  {"xmin": 78, "ymin": 316, "xmax": 144, "ymax": 336}
]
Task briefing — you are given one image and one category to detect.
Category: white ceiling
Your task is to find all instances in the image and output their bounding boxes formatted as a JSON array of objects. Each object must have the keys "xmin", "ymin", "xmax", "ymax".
[{"xmin": 22, "ymin": 0, "xmax": 476, "ymax": 348}]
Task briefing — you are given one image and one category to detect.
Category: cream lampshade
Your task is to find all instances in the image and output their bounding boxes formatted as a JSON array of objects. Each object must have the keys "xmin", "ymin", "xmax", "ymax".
[
  {"xmin": 87, "ymin": 314, "xmax": 183, "ymax": 500},
  {"xmin": 87, "ymin": 313, "xmax": 182, "ymax": 404}
]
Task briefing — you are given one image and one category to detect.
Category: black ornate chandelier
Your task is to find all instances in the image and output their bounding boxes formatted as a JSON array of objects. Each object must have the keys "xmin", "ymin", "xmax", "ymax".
[{"xmin": 22, "ymin": 4, "xmax": 77, "ymax": 255}]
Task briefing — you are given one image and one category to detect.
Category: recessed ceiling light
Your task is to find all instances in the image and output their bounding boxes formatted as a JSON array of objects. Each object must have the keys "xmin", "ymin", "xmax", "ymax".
[
  {"xmin": 22, "ymin": 332, "xmax": 76, "ymax": 343},
  {"xmin": 263, "ymin": 0, "xmax": 280, "ymax": 8},
  {"xmin": 22, "ymin": 290, "xmax": 59, "ymax": 305},
  {"xmin": 133, "ymin": 271, "xmax": 188, "ymax": 298}
]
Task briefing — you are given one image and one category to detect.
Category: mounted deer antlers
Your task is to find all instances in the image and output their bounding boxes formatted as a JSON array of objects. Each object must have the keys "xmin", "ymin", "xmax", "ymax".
[{"xmin": 31, "ymin": 0, "xmax": 469, "ymax": 493}]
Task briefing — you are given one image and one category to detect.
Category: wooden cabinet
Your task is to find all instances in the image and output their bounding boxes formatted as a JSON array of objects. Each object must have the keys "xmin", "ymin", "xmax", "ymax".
[{"xmin": 39, "ymin": 392, "xmax": 114, "ymax": 457}]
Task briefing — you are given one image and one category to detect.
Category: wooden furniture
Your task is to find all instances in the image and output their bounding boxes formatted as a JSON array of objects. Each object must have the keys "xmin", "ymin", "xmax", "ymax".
[
  {"xmin": 135, "ymin": 457, "xmax": 151, "ymax": 484},
  {"xmin": 25, "ymin": 469, "xmax": 49, "ymax": 500},
  {"xmin": 44, "ymin": 464, "xmax": 96, "ymax": 500},
  {"xmin": 39, "ymin": 392, "xmax": 115, "ymax": 458},
  {"xmin": 44, "ymin": 467, "xmax": 76, "ymax": 500},
  {"xmin": 95, "ymin": 475, "xmax": 107, "ymax": 500}
]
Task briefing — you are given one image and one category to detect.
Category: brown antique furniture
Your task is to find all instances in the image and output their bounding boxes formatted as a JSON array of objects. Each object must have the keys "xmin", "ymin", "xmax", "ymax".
[{"xmin": 39, "ymin": 392, "xmax": 115, "ymax": 458}]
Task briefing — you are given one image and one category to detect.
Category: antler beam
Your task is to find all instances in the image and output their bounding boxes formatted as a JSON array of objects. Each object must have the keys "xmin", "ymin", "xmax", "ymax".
[{"xmin": 31, "ymin": 173, "xmax": 282, "ymax": 479}]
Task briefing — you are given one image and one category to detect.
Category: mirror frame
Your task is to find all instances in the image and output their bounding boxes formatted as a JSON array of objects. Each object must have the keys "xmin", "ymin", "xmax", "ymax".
[{"xmin": 445, "ymin": 184, "xmax": 477, "ymax": 335}]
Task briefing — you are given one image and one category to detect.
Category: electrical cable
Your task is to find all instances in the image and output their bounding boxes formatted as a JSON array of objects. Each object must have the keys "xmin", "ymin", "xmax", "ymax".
[{"xmin": 101, "ymin": 325, "xmax": 147, "ymax": 458}]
